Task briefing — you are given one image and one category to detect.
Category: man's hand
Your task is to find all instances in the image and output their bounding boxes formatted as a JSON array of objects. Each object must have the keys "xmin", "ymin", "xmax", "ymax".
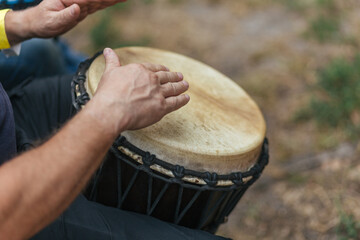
[
  {"xmin": 5, "ymin": 0, "xmax": 126, "ymax": 45},
  {"xmin": 88, "ymin": 48, "xmax": 190, "ymax": 136}
]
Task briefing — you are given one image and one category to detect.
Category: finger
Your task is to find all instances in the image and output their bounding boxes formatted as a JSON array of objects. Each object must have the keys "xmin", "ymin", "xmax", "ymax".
[
  {"xmin": 104, "ymin": 48, "xmax": 121, "ymax": 71},
  {"xmin": 156, "ymin": 72, "xmax": 183, "ymax": 84},
  {"xmin": 161, "ymin": 81, "xmax": 189, "ymax": 97},
  {"xmin": 57, "ymin": 4, "xmax": 80, "ymax": 26},
  {"xmin": 164, "ymin": 94, "xmax": 190, "ymax": 113},
  {"xmin": 141, "ymin": 63, "xmax": 169, "ymax": 72}
]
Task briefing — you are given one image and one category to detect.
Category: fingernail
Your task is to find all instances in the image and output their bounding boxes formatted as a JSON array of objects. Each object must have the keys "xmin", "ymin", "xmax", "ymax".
[
  {"xmin": 185, "ymin": 94, "xmax": 190, "ymax": 100},
  {"xmin": 163, "ymin": 65, "xmax": 170, "ymax": 71},
  {"xmin": 177, "ymin": 72, "xmax": 183, "ymax": 80},
  {"xmin": 104, "ymin": 48, "xmax": 111, "ymax": 56},
  {"xmin": 71, "ymin": 5, "xmax": 76, "ymax": 16},
  {"xmin": 182, "ymin": 80, "xmax": 189, "ymax": 88}
]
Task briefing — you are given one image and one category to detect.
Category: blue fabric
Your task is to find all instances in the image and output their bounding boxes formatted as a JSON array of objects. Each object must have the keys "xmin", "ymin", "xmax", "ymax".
[
  {"xmin": 0, "ymin": 0, "xmax": 41, "ymax": 10},
  {"xmin": 0, "ymin": 82, "xmax": 16, "ymax": 164},
  {"xmin": 0, "ymin": 38, "xmax": 86, "ymax": 92},
  {"xmin": 9, "ymin": 74, "xmax": 74, "ymax": 152},
  {"xmin": 0, "ymin": 38, "xmax": 85, "ymax": 161}
]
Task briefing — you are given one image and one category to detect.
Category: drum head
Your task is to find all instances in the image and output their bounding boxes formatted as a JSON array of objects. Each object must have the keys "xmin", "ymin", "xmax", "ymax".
[{"xmin": 88, "ymin": 47, "xmax": 266, "ymax": 174}]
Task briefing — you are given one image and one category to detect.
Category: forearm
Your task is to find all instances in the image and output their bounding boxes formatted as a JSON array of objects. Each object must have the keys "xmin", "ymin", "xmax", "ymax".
[{"xmin": 0, "ymin": 102, "xmax": 122, "ymax": 239}]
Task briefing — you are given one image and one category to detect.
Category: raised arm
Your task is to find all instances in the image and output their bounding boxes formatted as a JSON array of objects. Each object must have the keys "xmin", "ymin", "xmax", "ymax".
[
  {"xmin": 0, "ymin": 48, "xmax": 190, "ymax": 239},
  {"xmin": 4, "ymin": 0, "xmax": 126, "ymax": 46}
]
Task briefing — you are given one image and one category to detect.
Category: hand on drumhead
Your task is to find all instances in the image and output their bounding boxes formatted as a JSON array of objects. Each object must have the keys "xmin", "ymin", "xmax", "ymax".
[{"xmin": 89, "ymin": 48, "xmax": 190, "ymax": 135}]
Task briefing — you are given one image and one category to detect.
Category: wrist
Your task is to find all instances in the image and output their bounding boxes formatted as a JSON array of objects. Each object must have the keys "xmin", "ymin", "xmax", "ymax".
[
  {"xmin": 82, "ymin": 98, "xmax": 129, "ymax": 140},
  {"xmin": 5, "ymin": 9, "xmax": 33, "ymax": 45}
]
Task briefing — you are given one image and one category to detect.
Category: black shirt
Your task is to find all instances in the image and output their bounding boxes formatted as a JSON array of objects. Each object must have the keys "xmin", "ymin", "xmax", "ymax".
[{"xmin": 0, "ymin": 82, "xmax": 16, "ymax": 164}]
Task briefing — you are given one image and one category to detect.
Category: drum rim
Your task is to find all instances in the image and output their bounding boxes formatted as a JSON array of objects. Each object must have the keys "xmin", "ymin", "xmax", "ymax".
[
  {"xmin": 112, "ymin": 135, "xmax": 269, "ymax": 188},
  {"xmin": 71, "ymin": 49, "xmax": 269, "ymax": 188}
]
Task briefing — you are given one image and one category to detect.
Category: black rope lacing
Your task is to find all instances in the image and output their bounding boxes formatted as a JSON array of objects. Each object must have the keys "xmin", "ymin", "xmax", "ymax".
[
  {"xmin": 113, "ymin": 136, "xmax": 268, "ymax": 190},
  {"xmin": 71, "ymin": 50, "xmax": 103, "ymax": 110}
]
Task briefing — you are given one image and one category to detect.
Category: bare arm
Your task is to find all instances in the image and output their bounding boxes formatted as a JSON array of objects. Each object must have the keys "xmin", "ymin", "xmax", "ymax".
[
  {"xmin": 0, "ymin": 102, "xmax": 117, "ymax": 239},
  {"xmin": 4, "ymin": 0, "xmax": 126, "ymax": 45},
  {"xmin": 0, "ymin": 48, "xmax": 190, "ymax": 239}
]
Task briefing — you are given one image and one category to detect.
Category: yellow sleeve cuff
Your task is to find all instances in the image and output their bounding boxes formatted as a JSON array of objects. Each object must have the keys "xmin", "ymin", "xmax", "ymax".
[{"xmin": 0, "ymin": 9, "xmax": 11, "ymax": 50}]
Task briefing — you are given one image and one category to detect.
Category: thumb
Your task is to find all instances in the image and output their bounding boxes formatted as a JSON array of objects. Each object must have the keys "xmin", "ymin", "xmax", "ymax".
[
  {"xmin": 104, "ymin": 48, "xmax": 121, "ymax": 71},
  {"xmin": 57, "ymin": 4, "xmax": 80, "ymax": 26}
]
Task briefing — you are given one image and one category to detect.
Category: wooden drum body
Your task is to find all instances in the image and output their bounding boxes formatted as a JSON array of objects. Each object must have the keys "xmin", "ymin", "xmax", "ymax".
[{"xmin": 72, "ymin": 47, "xmax": 269, "ymax": 233}]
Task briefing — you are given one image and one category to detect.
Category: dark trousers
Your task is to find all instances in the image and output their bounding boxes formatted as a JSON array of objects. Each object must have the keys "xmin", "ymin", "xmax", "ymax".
[{"xmin": 8, "ymin": 75, "xmax": 229, "ymax": 240}]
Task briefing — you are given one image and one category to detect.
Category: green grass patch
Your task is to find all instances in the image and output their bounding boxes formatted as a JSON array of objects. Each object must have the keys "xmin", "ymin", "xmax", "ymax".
[
  {"xmin": 90, "ymin": 8, "xmax": 151, "ymax": 51},
  {"xmin": 307, "ymin": 15, "xmax": 340, "ymax": 42},
  {"xmin": 287, "ymin": 173, "xmax": 308, "ymax": 186},
  {"xmin": 91, "ymin": 12, "xmax": 118, "ymax": 49},
  {"xmin": 280, "ymin": 0, "xmax": 343, "ymax": 43},
  {"xmin": 279, "ymin": 0, "xmax": 316, "ymax": 11},
  {"xmin": 168, "ymin": 0, "xmax": 183, "ymax": 5},
  {"xmin": 316, "ymin": 0, "xmax": 336, "ymax": 9},
  {"xmin": 295, "ymin": 55, "xmax": 360, "ymax": 139},
  {"xmin": 336, "ymin": 212, "xmax": 360, "ymax": 240}
]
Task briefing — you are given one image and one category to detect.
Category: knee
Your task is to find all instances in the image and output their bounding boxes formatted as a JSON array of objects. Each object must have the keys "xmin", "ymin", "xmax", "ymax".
[
  {"xmin": 21, "ymin": 39, "xmax": 61, "ymax": 63},
  {"xmin": 20, "ymin": 38, "xmax": 68, "ymax": 76}
]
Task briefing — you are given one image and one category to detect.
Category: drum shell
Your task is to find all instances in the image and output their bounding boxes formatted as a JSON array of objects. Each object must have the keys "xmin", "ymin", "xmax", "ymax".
[{"xmin": 84, "ymin": 148, "xmax": 249, "ymax": 232}]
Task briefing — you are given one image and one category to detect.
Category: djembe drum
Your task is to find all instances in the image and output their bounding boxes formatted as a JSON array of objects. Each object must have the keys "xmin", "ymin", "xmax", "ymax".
[{"xmin": 72, "ymin": 47, "xmax": 268, "ymax": 233}]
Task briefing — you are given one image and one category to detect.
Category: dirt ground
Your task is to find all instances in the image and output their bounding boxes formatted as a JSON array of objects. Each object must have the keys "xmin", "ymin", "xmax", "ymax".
[{"xmin": 64, "ymin": 0, "xmax": 360, "ymax": 239}]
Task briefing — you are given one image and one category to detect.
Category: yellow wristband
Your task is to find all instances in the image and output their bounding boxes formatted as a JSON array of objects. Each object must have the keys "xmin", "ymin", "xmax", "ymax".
[{"xmin": 0, "ymin": 9, "xmax": 11, "ymax": 49}]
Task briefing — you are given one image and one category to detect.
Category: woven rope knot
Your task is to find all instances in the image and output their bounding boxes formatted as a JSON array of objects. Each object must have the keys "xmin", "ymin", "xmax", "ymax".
[
  {"xmin": 79, "ymin": 92, "xmax": 90, "ymax": 104},
  {"xmin": 263, "ymin": 153, "xmax": 269, "ymax": 165},
  {"xmin": 143, "ymin": 152, "xmax": 156, "ymax": 167},
  {"xmin": 115, "ymin": 136, "xmax": 126, "ymax": 146},
  {"xmin": 77, "ymin": 74, "xmax": 86, "ymax": 83},
  {"xmin": 231, "ymin": 172, "xmax": 244, "ymax": 186},
  {"xmin": 204, "ymin": 172, "xmax": 218, "ymax": 187},
  {"xmin": 73, "ymin": 76, "xmax": 80, "ymax": 85},
  {"xmin": 252, "ymin": 163, "xmax": 260, "ymax": 173},
  {"xmin": 173, "ymin": 165, "xmax": 185, "ymax": 179}
]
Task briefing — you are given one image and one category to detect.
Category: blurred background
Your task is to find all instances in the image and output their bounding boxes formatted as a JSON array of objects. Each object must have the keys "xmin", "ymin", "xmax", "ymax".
[{"xmin": 64, "ymin": 0, "xmax": 360, "ymax": 239}]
